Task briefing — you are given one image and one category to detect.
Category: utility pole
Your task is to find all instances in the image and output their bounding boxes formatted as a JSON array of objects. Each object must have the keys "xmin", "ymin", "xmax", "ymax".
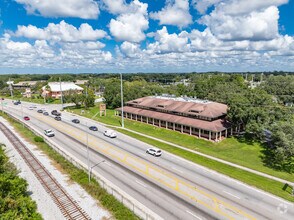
[
  {"xmin": 59, "ymin": 77, "xmax": 64, "ymax": 110},
  {"xmin": 120, "ymin": 73, "xmax": 124, "ymax": 128},
  {"xmin": 86, "ymin": 122, "xmax": 90, "ymax": 183},
  {"xmin": 8, "ymin": 78, "xmax": 13, "ymax": 98}
]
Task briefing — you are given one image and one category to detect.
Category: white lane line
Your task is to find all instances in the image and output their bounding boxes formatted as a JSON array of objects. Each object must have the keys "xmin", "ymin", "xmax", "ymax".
[
  {"xmin": 223, "ymin": 190, "xmax": 241, "ymax": 199},
  {"xmin": 172, "ymin": 166, "xmax": 184, "ymax": 174},
  {"xmin": 104, "ymin": 162, "xmax": 112, "ymax": 167},
  {"xmin": 186, "ymin": 210, "xmax": 202, "ymax": 220},
  {"xmin": 135, "ymin": 179, "xmax": 147, "ymax": 188}
]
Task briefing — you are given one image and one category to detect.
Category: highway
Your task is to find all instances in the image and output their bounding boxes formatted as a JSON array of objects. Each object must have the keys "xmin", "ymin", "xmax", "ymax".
[{"xmin": 2, "ymin": 100, "xmax": 293, "ymax": 220}]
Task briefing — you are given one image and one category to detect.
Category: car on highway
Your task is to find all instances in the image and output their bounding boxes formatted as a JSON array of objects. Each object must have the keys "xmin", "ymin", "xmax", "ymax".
[
  {"xmin": 72, "ymin": 119, "xmax": 80, "ymax": 124},
  {"xmin": 146, "ymin": 148, "xmax": 162, "ymax": 157},
  {"xmin": 44, "ymin": 129, "xmax": 55, "ymax": 137},
  {"xmin": 51, "ymin": 110, "xmax": 57, "ymax": 115},
  {"xmin": 54, "ymin": 116, "xmax": 61, "ymax": 121},
  {"xmin": 23, "ymin": 116, "xmax": 30, "ymax": 121},
  {"xmin": 89, "ymin": 126, "xmax": 98, "ymax": 131},
  {"xmin": 43, "ymin": 111, "xmax": 49, "ymax": 116},
  {"xmin": 28, "ymin": 106, "xmax": 34, "ymax": 110},
  {"xmin": 103, "ymin": 130, "xmax": 117, "ymax": 138},
  {"xmin": 37, "ymin": 109, "xmax": 43, "ymax": 113}
]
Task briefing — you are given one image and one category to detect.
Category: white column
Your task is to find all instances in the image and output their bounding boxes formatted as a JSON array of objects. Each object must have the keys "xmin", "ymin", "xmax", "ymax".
[
  {"xmin": 209, "ymin": 131, "xmax": 211, "ymax": 140},
  {"xmin": 225, "ymin": 129, "xmax": 228, "ymax": 137},
  {"xmin": 147, "ymin": 117, "xmax": 148, "ymax": 123},
  {"xmin": 189, "ymin": 127, "xmax": 192, "ymax": 135},
  {"xmin": 181, "ymin": 125, "xmax": 183, "ymax": 133},
  {"xmin": 173, "ymin": 123, "xmax": 175, "ymax": 131},
  {"xmin": 159, "ymin": 120, "xmax": 161, "ymax": 127},
  {"xmin": 166, "ymin": 122, "xmax": 168, "ymax": 129},
  {"xmin": 198, "ymin": 129, "xmax": 201, "ymax": 137},
  {"xmin": 152, "ymin": 118, "xmax": 154, "ymax": 125},
  {"xmin": 216, "ymin": 132, "xmax": 218, "ymax": 141}
]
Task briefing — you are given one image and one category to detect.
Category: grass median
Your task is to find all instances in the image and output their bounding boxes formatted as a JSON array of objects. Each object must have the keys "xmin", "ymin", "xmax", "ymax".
[
  {"xmin": 0, "ymin": 112, "xmax": 139, "ymax": 220},
  {"xmin": 66, "ymin": 104, "xmax": 294, "ymax": 183},
  {"xmin": 116, "ymin": 128, "xmax": 294, "ymax": 202}
]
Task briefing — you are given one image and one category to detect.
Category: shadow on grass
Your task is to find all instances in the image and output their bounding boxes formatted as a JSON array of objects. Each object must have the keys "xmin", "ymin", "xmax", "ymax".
[
  {"xmin": 260, "ymin": 143, "xmax": 293, "ymax": 174},
  {"xmin": 235, "ymin": 133, "xmax": 255, "ymax": 145}
]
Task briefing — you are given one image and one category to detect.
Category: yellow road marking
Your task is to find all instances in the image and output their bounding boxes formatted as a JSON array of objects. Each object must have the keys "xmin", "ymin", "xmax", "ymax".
[{"xmin": 34, "ymin": 114, "xmax": 256, "ymax": 220}]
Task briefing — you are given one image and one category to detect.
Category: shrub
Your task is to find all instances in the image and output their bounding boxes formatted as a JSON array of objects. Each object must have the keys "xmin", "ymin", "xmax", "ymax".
[{"xmin": 34, "ymin": 136, "xmax": 44, "ymax": 143}]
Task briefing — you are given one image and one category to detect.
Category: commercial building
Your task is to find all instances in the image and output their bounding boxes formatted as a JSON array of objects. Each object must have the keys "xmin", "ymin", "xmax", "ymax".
[
  {"xmin": 42, "ymin": 82, "xmax": 83, "ymax": 98},
  {"xmin": 116, "ymin": 95, "xmax": 234, "ymax": 141}
]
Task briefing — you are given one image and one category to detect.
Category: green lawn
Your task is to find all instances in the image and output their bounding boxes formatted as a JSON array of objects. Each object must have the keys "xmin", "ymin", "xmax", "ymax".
[
  {"xmin": 117, "ymin": 128, "xmax": 294, "ymax": 202},
  {"xmin": 66, "ymin": 104, "xmax": 294, "ymax": 183}
]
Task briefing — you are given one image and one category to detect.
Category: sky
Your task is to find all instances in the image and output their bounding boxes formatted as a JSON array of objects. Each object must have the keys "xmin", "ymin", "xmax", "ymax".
[{"xmin": 0, "ymin": 0, "xmax": 293, "ymax": 74}]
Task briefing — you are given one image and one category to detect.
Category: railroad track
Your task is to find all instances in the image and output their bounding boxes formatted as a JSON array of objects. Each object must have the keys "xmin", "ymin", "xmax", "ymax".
[{"xmin": 0, "ymin": 122, "xmax": 91, "ymax": 220}]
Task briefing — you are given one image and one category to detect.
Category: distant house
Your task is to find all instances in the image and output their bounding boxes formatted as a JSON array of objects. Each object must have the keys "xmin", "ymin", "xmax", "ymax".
[
  {"xmin": 116, "ymin": 95, "xmax": 234, "ymax": 141},
  {"xmin": 13, "ymin": 81, "xmax": 43, "ymax": 89},
  {"xmin": 74, "ymin": 80, "xmax": 89, "ymax": 85},
  {"xmin": 42, "ymin": 82, "xmax": 83, "ymax": 98}
]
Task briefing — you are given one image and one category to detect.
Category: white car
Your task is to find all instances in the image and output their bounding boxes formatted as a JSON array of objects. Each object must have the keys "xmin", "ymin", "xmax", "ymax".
[
  {"xmin": 44, "ymin": 129, "xmax": 55, "ymax": 137},
  {"xmin": 146, "ymin": 148, "xmax": 162, "ymax": 157},
  {"xmin": 103, "ymin": 130, "xmax": 117, "ymax": 138}
]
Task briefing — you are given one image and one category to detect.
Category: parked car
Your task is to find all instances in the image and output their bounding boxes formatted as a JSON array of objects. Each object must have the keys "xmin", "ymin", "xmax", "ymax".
[
  {"xmin": 103, "ymin": 130, "xmax": 117, "ymax": 138},
  {"xmin": 72, "ymin": 119, "xmax": 80, "ymax": 124},
  {"xmin": 54, "ymin": 116, "xmax": 61, "ymax": 121},
  {"xmin": 37, "ymin": 109, "xmax": 43, "ymax": 113},
  {"xmin": 23, "ymin": 116, "xmax": 30, "ymax": 121},
  {"xmin": 43, "ymin": 111, "xmax": 49, "ymax": 116},
  {"xmin": 146, "ymin": 148, "xmax": 162, "ymax": 157},
  {"xmin": 89, "ymin": 126, "xmax": 98, "ymax": 131},
  {"xmin": 44, "ymin": 129, "xmax": 55, "ymax": 137}
]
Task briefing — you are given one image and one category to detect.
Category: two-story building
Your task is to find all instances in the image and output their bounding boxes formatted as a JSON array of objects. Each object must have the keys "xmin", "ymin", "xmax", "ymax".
[
  {"xmin": 115, "ymin": 95, "xmax": 233, "ymax": 141},
  {"xmin": 42, "ymin": 82, "xmax": 83, "ymax": 98}
]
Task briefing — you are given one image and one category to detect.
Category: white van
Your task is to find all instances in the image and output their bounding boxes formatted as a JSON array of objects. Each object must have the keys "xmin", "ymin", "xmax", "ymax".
[{"xmin": 103, "ymin": 130, "xmax": 117, "ymax": 138}]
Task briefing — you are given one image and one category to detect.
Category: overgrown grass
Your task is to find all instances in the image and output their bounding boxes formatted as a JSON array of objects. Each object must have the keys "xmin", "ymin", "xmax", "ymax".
[
  {"xmin": 66, "ymin": 104, "xmax": 294, "ymax": 182},
  {"xmin": 0, "ymin": 112, "xmax": 139, "ymax": 220},
  {"xmin": 117, "ymin": 128, "xmax": 294, "ymax": 202}
]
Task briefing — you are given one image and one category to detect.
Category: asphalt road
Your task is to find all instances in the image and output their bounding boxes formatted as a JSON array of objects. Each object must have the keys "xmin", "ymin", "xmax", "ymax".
[{"xmin": 2, "ymin": 99, "xmax": 293, "ymax": 220}]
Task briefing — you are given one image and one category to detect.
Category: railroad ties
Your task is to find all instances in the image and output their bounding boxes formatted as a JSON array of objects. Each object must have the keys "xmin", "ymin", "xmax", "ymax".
[{"xmin": 0, "ymin": 122, "xmax": 91, "ymax": 220}]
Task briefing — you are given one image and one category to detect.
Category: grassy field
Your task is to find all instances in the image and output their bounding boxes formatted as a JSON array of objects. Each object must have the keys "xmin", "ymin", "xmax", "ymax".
[
  {"xmin": 0, "ymin": 112, "xmax": 139, "ymax": 220},
  {"xmin": 66, "ymin": 104, "xmax": 294, "ymax": 183}
]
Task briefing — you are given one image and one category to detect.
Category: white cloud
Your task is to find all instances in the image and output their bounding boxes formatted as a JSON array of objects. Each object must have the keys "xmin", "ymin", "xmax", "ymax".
[
  {"xmin": 15, "ymin": 0, "xmax": 99, "ymax": 19},
  {"xmin": 201, "ymin": 6, "xmax": 280, "ymax": 41},
  {"xmin": 147, "ymin": 26, "xmax": 189, "ymax": 53},
  {"xmin": 120, "ymin": 41, "xmax": 142, "ymax": 58},
  {"xmin": 196, "ymin": 0, "xmax": 289, "ymax": 41},
  {"xmin": 15, "ymin": 21, "xmax": 107, "ymax": 43},
  {"xmin": 109, "ymin": 0, "xmax": 149, "ymax": 43},
  {"xmin": 150, "ymin": 0, "xmax": 192, "ymax": 28},
  {"xmin": 101, "ymin": 0, "xmax": 128, "ymax": 14}
]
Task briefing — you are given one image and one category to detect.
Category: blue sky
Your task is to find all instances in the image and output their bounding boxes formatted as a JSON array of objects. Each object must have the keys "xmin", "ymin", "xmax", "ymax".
[{"xmin": 0, "ymin": 0, "xmax": 293, "ymax": 74}]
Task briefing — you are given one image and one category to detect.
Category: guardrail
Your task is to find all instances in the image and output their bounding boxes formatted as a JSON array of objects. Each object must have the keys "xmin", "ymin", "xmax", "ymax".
[{"xmin": 1, "ymin": 112, "xmax": 163, "ymax": 220}]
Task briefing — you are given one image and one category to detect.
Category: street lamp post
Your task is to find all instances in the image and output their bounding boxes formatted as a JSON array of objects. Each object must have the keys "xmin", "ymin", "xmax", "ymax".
[
  {"xmin": 59, "ymin": 77, "xmax": 64, "ymax": 110},
  {"xmin": 120, "ymin": 73, "xmax": 124, "ymax": 128},
  {"xmin": 89, "ymin": 160, "xmax": 105, "ymax": 180},
  {"xmin": 85, "ymin": 122, "xmax": 90, "ymax": 182}
]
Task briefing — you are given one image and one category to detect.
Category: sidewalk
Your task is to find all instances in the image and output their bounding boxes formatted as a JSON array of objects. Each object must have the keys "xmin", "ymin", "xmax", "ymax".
[{"xmin": 67, "ymin": 110, "xmax": 294, "ymax": 186}]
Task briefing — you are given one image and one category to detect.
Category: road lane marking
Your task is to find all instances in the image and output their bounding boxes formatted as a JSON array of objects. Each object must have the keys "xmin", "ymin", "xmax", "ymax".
[
  {"xmin": 172, "ymin": 166, "xmax": 184, "ymax": 174},
  {"xmin": 13, "ymin": 109, "xmax": 256, "ymax": 220},
  {"xmin": 186, "ymin": 210, "xmax": 202, "ymax": 220},
  {"xmin": 104, "ymin": 162, "xmax": 112, "ymax": 167},
  {"xmin": 135, "ymin": 179, "xmax": 147, "ymax": 188},
  {"xmin": 223, "ymin": 190, "xmax": 240, "ymax": 200}
]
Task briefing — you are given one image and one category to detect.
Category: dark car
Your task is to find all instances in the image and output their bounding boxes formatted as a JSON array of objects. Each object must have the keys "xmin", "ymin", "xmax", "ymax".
[
  {"xmin": 37, "ymin": 109, "xmax": 43, "ymax": 113},
  {"xmin": 13, "ymin": 101, "xmax": 19, "ymax": 105},
  {"xmin": 72, "ymin": 119, "xmax": 80, "ymax": 124},
  {"xmin": 51, "ymin": 110, "xmax": 57, "ymax": 115},
  {"xmin": 55, "ymin": 112, "xmax": 61, "ymax": 116},
  {"xmin": 54, "ymin": 116, "xmax": 61, "ymax": 121},
  {"xmin": 43, "ymin": 111, "xmax": 49, "ymax": 116},
  {"xmin": 89, "ymin": 126, "xmax": 98, "ymax": 131},
  {"xmin": 24, "ymin": 116, "xmax": 30, "ymax": 121}
]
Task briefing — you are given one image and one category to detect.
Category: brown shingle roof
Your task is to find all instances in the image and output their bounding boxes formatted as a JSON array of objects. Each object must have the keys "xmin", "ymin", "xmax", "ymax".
[
  {"xmin": 117, "ymin": 106, "xmax": 231, "ymax": 132},
  {"xmin": 126, "ymin": 96, "xmax": 227, "ymax": 119}
]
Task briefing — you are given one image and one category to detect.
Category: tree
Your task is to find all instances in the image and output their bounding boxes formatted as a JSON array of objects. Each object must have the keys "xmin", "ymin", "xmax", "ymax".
[{"xmin": 263, "ymin": 120, "xmax": 294, "ymax": 173}]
